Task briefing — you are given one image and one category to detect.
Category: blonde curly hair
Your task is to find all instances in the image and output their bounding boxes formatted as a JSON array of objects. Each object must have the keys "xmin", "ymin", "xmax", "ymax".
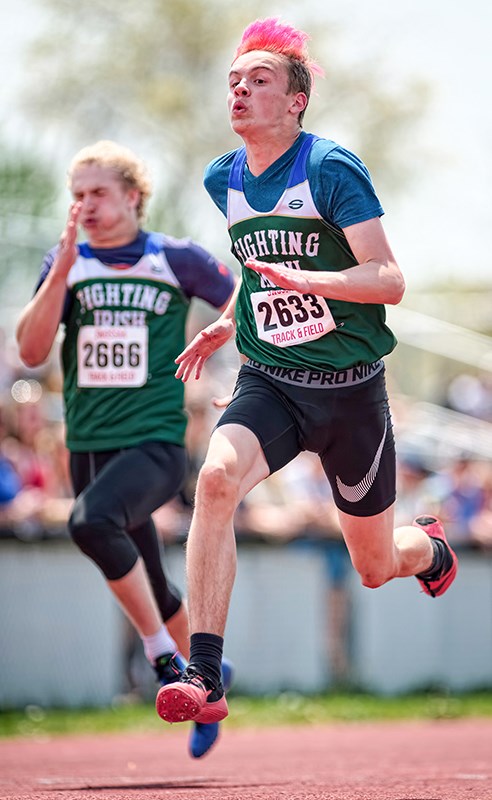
[{"xmin": 67, "ymin": 140, "xmax": 152, "ymax": 223}]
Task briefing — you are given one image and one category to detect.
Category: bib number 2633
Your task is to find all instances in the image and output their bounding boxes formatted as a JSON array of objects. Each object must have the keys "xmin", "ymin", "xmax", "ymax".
[{"xmin": 251, "ymin": 289, "xmax": 336, "ymax": 348}]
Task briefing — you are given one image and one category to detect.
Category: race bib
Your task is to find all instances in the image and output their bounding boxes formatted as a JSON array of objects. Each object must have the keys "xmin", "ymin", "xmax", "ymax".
[
  {"xmin": 77, "ymin": 326, "xmax": 148, "ymax": 387},
  {"xmin": 250, "ymin": 289, "xmax": 336, "ymax": 348}
]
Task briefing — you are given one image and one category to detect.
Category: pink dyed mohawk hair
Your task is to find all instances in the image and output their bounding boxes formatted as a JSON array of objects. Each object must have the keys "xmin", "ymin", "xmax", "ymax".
[{"xmin": 234, "ymin": 17, "xmax": 324, "ymax": 81}]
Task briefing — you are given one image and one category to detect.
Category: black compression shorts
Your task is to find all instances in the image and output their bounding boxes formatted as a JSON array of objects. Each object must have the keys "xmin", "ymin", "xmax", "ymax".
[
  {"xmin": 68, "ymin": 441, "xmax": 186, "ymax": 617},
  {"xmin": 216, "ymin": 362, "xmax": 396, "ymax": 517}
]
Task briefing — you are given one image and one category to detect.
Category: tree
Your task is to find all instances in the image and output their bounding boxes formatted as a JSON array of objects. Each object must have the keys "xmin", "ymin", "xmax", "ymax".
[
  {"xmin": 22, "ymin": 0, "xmax": 263, "ymax": 237},
  {"xmin": 0, "ymin": 144, "xmax": 59, "ymax": 311},
  {"xmin": 21, "ymin": 1, "xmax": 429, "ymax": 241}
]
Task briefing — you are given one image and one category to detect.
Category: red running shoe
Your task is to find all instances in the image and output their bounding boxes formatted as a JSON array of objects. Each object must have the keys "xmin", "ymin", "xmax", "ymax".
[
  {"xmin": 413, "ymin": 515, "xmax": 458, "ymax": 597},
  {"xmin": 156, "ymin": 666, "xmax": 228, "ymax": 724}
]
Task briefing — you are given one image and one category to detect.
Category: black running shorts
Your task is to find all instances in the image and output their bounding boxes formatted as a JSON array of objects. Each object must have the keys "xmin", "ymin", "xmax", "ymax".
[{"xmin": 216, "ymin": 362, "xmax": 396, "ymax": 517}]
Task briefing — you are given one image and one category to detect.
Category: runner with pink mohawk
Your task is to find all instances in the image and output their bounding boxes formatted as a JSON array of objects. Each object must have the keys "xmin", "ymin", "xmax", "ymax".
[{"xmin": 156, "ymin": 17, "xmax": 458, "ymax": 727}]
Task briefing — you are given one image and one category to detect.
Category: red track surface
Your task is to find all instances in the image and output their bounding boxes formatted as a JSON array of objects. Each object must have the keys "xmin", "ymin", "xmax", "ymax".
[{"xmin": 1, "ymin": 719, "xmax": 491, "ymax": 800}]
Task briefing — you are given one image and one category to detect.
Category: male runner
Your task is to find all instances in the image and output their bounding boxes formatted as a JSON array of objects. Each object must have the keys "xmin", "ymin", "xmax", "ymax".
[
  {"xmin": 154, "ymin": 18, "xmax": 458, "ymax": 725},
  {"xmin": 16, "ymin": 140, "xmax": 235, "ymax": 756}
]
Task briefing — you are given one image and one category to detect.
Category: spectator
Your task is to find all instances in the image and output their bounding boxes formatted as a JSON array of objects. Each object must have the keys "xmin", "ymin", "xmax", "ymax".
[{"xmin": 424, "ymin": 457, "xmax": 486, "ymax": 547}]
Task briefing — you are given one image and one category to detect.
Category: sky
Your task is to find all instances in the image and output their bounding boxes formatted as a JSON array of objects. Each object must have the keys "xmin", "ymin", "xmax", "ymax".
[
  {"xmin": 1, "ymin": 0, "xmax": 491, "ymax": 290},
  {"xmin": 316, "ymin": 0, "xmax": 492, "ymax": 289}
]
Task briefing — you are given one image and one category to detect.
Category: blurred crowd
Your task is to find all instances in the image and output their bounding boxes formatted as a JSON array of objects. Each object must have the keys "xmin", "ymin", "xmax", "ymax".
[
  {"xmin": 0, "ymin": 330, "xmax": 73, "ymax": 537},
  {"xmin": 2, "ymin": 321, "xmax": 492, "ymax": 554}
]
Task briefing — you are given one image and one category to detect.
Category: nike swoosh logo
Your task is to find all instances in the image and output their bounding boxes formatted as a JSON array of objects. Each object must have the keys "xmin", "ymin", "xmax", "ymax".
[{"xmin": 336, "ymin": 417, "xmax": 387, "ymax": 503}]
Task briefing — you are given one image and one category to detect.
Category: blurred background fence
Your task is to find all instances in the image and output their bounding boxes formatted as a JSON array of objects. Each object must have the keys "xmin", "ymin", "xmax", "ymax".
[{"xmin": 1, "ymin": 535, "xmax": 491, "ymax": 708}]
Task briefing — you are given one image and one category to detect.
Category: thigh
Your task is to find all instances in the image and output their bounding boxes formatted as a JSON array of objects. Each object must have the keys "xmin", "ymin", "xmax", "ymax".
[
  {"xmin": 204, "ymin": 422, "xmax": 272, "ymax": 504},
  {"xmin": 71, "ymin": 442, "xmax": 187, "ymax": 530},
  {"xmin": 70, "ymin": 451, "xmax": 98, "ymax": 497},
  {"xmin": 320, "ymin": 371, "xmax": 396, "ymax": 517},
  {"xmin": 216, "ymin": 366, "xmax": 302, "ymax": 475}
]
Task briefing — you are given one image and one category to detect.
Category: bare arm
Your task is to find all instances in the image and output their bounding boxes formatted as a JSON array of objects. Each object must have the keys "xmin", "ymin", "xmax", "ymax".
[
  {"xmin": 245, "ymin": 217, "xmax": 405, "ymax": 305},
  {"xmin": 216, "ymin": 275, "xmax": 241, "ymax": 317},
  {"xmin": 17, "ymin": 203, "xmax": 81, "ymax": 367},
  {"xmin": 175, "ymin": 278, "xmax": 241, "ymax": 382}
]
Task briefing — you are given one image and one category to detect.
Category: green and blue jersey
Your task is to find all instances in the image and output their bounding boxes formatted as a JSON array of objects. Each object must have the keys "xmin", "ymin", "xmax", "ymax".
[
  {"xmin": 37, "ymin": 230, "xmax": 235, "ymax": 451},
  {"xmin": 204, "ymin": 131, "xmax": 397, "ymax": 372}
]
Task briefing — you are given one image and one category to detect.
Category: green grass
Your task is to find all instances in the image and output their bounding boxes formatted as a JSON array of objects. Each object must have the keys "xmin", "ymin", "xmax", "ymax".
[{"xmin": 2, "ymin": 690, "xmax": 492, "ymax": 739}]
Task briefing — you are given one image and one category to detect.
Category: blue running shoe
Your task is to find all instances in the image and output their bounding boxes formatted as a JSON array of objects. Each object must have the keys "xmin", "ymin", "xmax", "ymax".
[
  {"xmin": 221, "ymin": 657, "xmax": 234, "ymax": 693},
  {"xmin": 188, "ymin": 657, "xmax": 235, "ymax": 759},
  {"xmin": 154, "ymin": 651, "xmax": 187, "ymax": 684},
  {"xmin": 189, "ymin": 720, "xmax": 220, "ymax": 758}
]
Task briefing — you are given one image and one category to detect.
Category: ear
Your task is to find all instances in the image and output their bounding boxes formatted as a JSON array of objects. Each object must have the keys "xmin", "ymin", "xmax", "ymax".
[
  {"xmin": 126, "ymin": 187, "xmax": 141, "ymax": 211},
  {"xmin": 289, "ymin": 92, "xmax": 308, "ymax": 117}
]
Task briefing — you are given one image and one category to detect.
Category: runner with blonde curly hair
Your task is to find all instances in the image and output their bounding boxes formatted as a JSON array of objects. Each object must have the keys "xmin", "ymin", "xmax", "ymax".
[{"xmin": 17, "ymin": 139, "xmax": 236, "ymax": 758}]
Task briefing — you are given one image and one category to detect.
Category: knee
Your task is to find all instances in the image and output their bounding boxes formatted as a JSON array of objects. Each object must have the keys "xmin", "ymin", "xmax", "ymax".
[
  {"xmin": 68, "ymin": 502, "xmax": 109, "ymax": 555},
  {"xmin": 68, "ymin": 503, "xmax": 136, "ymax": 580},
  {"xmin": 352, "ymin": 558, "xmax": 393, "ymax": 590},
  {"xmin": 68, "ymin": 507, "xmax": 90, "ymax": 552},
  {"xmin": 360, "ymin": 572, "xmax": 388, "ymax": 590},
  {"xmin": 196, "ymin": 460, "xmax": 239, "ymax": 509}
]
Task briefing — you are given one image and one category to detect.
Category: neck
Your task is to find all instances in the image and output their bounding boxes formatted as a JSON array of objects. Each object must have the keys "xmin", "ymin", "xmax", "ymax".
[
  {"xmin": 243, "ymin": 129, "xmax": 302, "ymax": 176},
  {"xmin": 88, "ymin": 225, "xmax": 140, "ymax": 249}
]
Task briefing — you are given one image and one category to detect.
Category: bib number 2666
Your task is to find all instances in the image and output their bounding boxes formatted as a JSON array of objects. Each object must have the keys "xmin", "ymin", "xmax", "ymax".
[{"xmin": 77, "ymin": 326, "xmax": 148, "ymax": 387}]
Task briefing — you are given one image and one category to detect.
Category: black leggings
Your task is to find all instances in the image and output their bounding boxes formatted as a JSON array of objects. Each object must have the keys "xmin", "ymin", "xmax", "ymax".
[{"xmin": 68, "ymin": 441, "xmax": 187, "ymax": 621}]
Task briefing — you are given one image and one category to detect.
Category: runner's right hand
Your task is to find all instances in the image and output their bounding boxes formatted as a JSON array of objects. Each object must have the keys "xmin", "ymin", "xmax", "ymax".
[
  {"xmin": 53, "ymin": 202, "xmax": 82, "ymax": 277},
  {"xmin": 175, "ymin": 317, "xmax": 235, "ymax": 382}
]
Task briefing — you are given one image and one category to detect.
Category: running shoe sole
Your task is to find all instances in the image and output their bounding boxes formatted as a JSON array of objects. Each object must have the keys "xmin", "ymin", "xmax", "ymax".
[
  {"xmin": 156, "ymin": 683, "xmax": 203, "ymax": 723},
  {"xmin": 156, "ymin": 682, "xmax": 228, "ymax": 724}
]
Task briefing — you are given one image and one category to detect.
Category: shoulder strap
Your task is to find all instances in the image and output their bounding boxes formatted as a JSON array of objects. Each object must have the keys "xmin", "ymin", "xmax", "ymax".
[
  {"xmin": 228, "ymin": 147, "xmax": 247, "ymax": 191},
  {"xmin": 228, "ymin": 134, "xmax": 332, "ymax": 192},
  {"xmin": 78, "ymin": 242, "xmax": 92, "ymax": 258},
  {"xmin": 145, "ymin": 232, "xmax": 164, "ymax": 254}
]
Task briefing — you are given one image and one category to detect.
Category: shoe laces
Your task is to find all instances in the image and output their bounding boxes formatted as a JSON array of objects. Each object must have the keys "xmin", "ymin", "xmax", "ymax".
[
  {"xmin": 181, "ymin": 665, "xmax": 224, "ymax": 697},
  {"xmin": 180, "ymin": 665, "xmax": 209, "ymax": 689}
]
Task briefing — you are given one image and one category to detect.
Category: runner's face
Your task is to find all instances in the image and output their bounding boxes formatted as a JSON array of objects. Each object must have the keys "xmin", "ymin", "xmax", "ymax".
[
  {"xmin": 70, "ymin": 164, "xmax": 140, "ymax": 247},
  {"xmin": 228, "ymin": 51, "xmax": 299, "ymax": 137}
]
